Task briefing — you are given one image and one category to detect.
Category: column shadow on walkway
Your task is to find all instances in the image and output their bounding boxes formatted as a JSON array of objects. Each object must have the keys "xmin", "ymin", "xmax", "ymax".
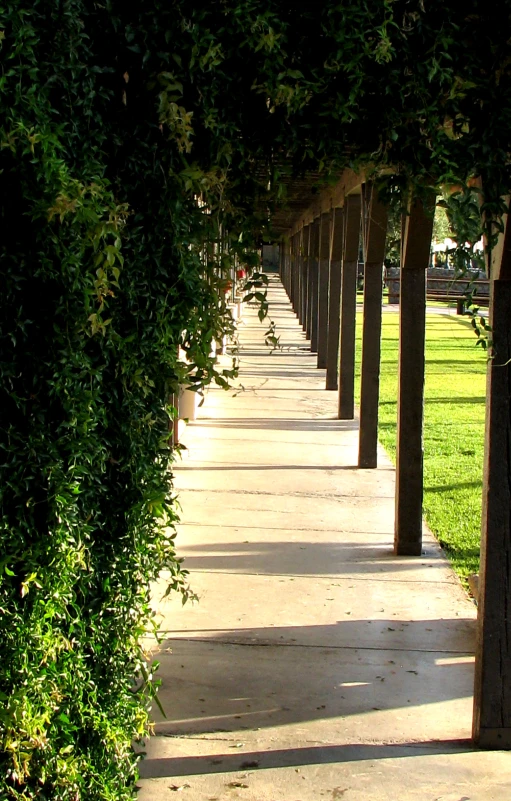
[{"xmin": 140, "ymin": 740, "xmax": 474, "ymax": 780}]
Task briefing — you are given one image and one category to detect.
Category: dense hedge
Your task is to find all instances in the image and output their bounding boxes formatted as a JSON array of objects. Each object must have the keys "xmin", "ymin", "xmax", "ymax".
[
  {"xmin": 1, "ymin": 1, "xmax": 510, "ymax": 799},
  {"xmin": 0, "ymin": 4, "xmax": 237, "ymax": 799}
]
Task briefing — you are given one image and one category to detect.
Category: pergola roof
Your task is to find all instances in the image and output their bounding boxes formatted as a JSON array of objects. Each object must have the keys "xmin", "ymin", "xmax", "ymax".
[
  {"xmin": 270, "ymin": 167, "xmax": 366, "ymax": 236},
  {"xmin": 269, "ymin": 171, "xmax": 324, "ymax": 235}
]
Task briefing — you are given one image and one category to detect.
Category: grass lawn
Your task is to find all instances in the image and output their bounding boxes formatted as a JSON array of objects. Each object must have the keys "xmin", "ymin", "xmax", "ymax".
[{"xmin": 355, "ymin": 308, "xmax": 487, "ymax": 580}]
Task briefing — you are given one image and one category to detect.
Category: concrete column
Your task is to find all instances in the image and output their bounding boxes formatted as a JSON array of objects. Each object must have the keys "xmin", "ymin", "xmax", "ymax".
[
  {"xmin": 394, "ymin": 191, "xmax": 435, "ymax": 554},
  {"xmin": 317, "ymin": 211, "xmax": 332, "ymax": 369},
  {"xmin": 295, "ymin": 229, "xmax": 302, "ymax": 325},
  {"xmin": 338, "ymin": 195, "xmax": 361, "ymax": 419},
  {"xmin": 293, "ymin": 233, "xmax": 300, "ymax": 315},
  {"xmin": 326, "ymin": 207, "xmax": 344, "ymax": 390},
  {"xmin": 284, "ymin": 241, "xmax": 292, "ymax": 300},
  {"xmin": 289, "ymin": 236, "xmax": 295, "ymax": 311},
  {"xmin": 288, "ymin": 241, "xmax": 292, "ymax": 295},
  {"xmin": 473, "ymin": 205, "xmax": 511, "ymax": 749},
  {"xmin": 358, "ymin": 185, "xmax": 388, "ymax": 468},
  {"xmin": 292, "ymin": 232, "xmax": 300, "ymax": 317},
  {"xmin": 309, "ymin": 218, "xmax": 320, "ymax": 353},
  {"xmin": 297, "ymin": 232, "xmax": 303, "ymax": 318},
  {"xmin": 279, "ymin": 242, "xmax": 285, "ymax": 286},
  {"xmin": 305, "ymin": 225, "xmax": 314, "ymax": 340},
  {"xmin": 300, "ymin": 226, "xmax": 308, "ymax": 331},
  {"xmin": 287, "ymin": 240, "xmax": 292, "ymax": 299},
  {"xmin": 296, "ymin": 231, "xmax": 303, "ymax": 319}
]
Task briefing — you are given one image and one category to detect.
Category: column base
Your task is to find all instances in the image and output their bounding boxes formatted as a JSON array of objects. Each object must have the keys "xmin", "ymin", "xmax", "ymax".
[
  {"xmin": 394, "ymin": 540, "xmax": 422, "ymax": 556},
  {"xmin": 474, "ymin": 728, "xmax": 511, "ymax": 750}
]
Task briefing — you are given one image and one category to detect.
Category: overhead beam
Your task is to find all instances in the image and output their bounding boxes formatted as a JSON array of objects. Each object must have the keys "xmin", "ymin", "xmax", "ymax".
[{"xmin": 289, "ymin": 168, "xmax": 366, "ymax": 236}]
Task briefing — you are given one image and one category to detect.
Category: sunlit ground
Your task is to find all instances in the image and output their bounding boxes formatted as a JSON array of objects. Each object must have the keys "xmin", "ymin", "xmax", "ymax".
[{"xmin": 355, "ymin": 309, "xmax": 486, "ymax": 580}]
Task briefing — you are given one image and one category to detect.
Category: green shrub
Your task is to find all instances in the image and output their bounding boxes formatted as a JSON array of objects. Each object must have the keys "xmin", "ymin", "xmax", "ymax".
[{"xmin": 0, "ymin": 4, "xmax": 232, "ymax": 798}]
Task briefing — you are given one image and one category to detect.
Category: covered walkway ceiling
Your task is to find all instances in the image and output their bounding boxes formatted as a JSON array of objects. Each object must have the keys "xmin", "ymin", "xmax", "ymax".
[{"xmin": 264, "ymin": 166, "xmax": 366, "ymax": 236}]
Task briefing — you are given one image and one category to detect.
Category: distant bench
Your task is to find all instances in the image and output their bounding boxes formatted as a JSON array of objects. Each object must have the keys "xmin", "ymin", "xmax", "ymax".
[{"xmin": 386, "ymin": 275, "xmax": 490, "ymax": 314}]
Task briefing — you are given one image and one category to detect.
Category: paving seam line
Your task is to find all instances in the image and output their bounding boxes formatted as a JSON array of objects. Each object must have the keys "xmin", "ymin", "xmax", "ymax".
[
  {"xmin": 177, "ymin": 569, "xmax": 458, "ymax": 586},
  {"xmin": 157, "ymin": 636, "xmax": 474, "ymax": 656}
]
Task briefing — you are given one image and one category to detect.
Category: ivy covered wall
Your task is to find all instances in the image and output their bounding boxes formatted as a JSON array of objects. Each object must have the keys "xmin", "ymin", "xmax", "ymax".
[{"xmin": 0, "ymin": 2, "xmax": 510, "ymax": 799}]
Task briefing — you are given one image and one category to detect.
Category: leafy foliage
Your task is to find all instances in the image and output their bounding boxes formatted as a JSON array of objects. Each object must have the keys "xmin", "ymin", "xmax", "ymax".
[
  {"xmin": 0, "ymin": 4, "xmax": 239, "ymax": 799},
  {"xmin": 1, "ymin": 1, "xmax": 510, "ymax": 799},
  {"xmin": 437, "ymin": 187, "xmax": 485, "ymax": 272}
]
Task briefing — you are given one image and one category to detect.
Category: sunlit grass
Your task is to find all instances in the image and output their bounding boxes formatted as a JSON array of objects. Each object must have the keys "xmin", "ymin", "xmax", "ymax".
[{"xmin": 355, "ymin": 309, "xmax": 487, "ymax": 580}]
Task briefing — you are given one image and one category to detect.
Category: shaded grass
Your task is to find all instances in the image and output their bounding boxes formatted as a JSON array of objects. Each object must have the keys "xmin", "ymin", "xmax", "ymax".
[{"xmin": 355, "ymin": 310, "xmax": 487, "ymax": 580}]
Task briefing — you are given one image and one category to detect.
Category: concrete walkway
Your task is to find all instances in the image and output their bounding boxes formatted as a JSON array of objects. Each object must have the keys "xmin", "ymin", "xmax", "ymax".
[{"xmin": 139, "ymin": 278, "xmax": 511, "ymax": 800}]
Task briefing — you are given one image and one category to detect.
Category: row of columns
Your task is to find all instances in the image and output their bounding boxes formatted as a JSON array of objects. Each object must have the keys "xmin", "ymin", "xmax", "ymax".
[
  {"xmin": 280, "ymin": 185, "xmax": 432, "ymax": 556},
  {"xmin": 279, "ymin": 183, "xmax": 511, "ymax": 748}
]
